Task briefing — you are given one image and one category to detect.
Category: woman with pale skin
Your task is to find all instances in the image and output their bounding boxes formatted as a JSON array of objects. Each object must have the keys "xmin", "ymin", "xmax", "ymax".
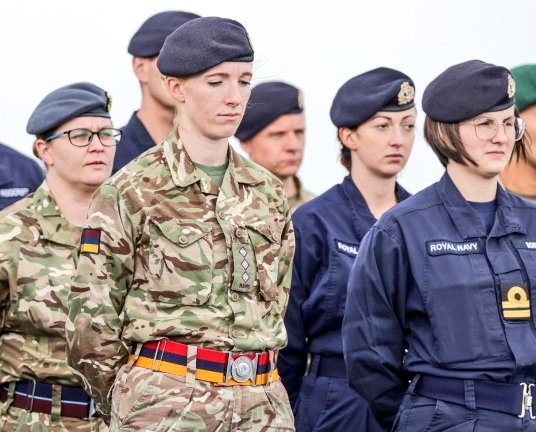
[
  {"xmin": 0, "ymin": 82, "xmax": 116, "ymax": 431},
  {"xmin": 66, "ymin": 17, "xmax": 295, "ymax": 431},
  {"xmin": 278, "ymin": 67, "xmax": 416, "ymax": 432},
  {"xmin": 343, "ymin": 60, "xmax": 536, "ymax": 432}
]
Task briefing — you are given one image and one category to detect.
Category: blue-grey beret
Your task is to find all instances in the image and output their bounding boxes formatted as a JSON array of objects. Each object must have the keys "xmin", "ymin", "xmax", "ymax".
[
  {"xmin": 511, "ymin": 64, "xmax": 536, "ymax": 112},
  {"xmin": 235, "ymin": 81, "xmax": 303, "ymax": 141},
  {"xmin": 157, "ymin": 16, "xmax": 254, "ymax": 77},
  {"xmin": 422, "ymin": 60, "xmax": 515, "ymax": 122},
  {"xmin": 128, "ymin": 11, "xmax": 200, "ymax": 57},
  {"xmin": 330, "ymin": 67, "xmax": 416, "ymax": 128},
  {"xmin": 26, "ymin": 82, "xmax": 111, "ymax": 135}
]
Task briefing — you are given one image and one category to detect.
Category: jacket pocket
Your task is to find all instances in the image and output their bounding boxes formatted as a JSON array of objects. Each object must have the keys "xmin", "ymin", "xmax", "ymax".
[{"xmin": 147, "ymin": 219, "xmax": 213, "ymax": 306}]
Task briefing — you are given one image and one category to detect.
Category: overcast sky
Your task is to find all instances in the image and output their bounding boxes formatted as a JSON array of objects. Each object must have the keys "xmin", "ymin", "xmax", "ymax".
[{"xmin": 2, "ymin": 0, "xmax": 535, "ymax": 194}]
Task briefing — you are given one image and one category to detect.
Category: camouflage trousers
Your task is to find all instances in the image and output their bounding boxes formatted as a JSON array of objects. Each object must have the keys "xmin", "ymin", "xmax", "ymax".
[
  {"xmin": 0, "ymin": 405, "xmax": 107, "ymax": 432},
  {"xmin": 109, "ymin": 365, "xmax": 295, "ymax": 431}
]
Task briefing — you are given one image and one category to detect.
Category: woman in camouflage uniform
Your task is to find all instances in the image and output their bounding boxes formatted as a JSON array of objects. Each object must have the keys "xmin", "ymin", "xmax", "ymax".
[
  {"xmin": 0, "ymin": 82, "xmax": 117, "ymax": 431},
  {"xmin": 66, "ymin": 17, "xmax": 295, "ymax": 431}
]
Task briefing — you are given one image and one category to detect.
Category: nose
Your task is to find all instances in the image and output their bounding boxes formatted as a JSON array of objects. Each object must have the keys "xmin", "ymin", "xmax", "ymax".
[
  {"xmin": 226, "ymin": 82, "xmax": 245, "ymax": 107},
  {"xmin": 285, "ymin": 132, "xmax": 303, "ymax": 152},
  {"xmin": 492, "ymin": 123, "xmax": 510, "ymax": 143},
  {"xmin": 88, "ymin": 132, "xmax": 105, "ymax": 151},
  {"xmin": 389, "ymin": 126, "xmax": 406, "ymax": 147}
]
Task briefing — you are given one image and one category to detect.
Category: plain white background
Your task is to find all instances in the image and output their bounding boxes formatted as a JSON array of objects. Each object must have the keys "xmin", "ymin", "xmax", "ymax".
[{"xmin": 1, "ymin": 0, "xmax": 535, "ymax": 195}]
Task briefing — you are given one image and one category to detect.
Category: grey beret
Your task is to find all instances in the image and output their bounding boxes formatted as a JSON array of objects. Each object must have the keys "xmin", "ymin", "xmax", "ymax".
[
  {"xmin": 157, "ymin": 16, "xmax": 254, "ymax": 77},
  {"xmin": 235, "ymin": 81, "xmax": 303, "ymax": 141},
  {"xmin": 422, "ymin": 60, "xmax": 515, "ymax": 122},
  {"xmin": 330, "ymin": 67, "xmax": 416, "ymax": 128},
  {"xmin": 26, "ymin": 82, "xmax": 111, "ymax": 135},
  {"xmin": 128, "ymin": 11, "xmax": 200, "ymax": 57}
]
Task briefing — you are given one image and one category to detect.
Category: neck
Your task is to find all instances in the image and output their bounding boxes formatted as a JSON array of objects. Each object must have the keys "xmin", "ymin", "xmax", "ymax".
[
  {"xmin": 45, "ymin": 174, "xmax": 96, "ymax": 227},
  {"xmin": 281, "ymin": 176, "xmax": 298, "ymax": 199},
  {"xmin": 500, "ymin": 158, "xmax": 536, "ymax": 197},
  {"xmin": 350, "ymin": 167, "xmax": 398, "ymax": 219},
  {"xmin": 447, "ymin": 163, "xmax": 497, "ymax": 202},
  {"xmin": 136, "ymin": 99, "xmax": 175, "ymax": 144},
  {"xmin": 178, "ymin": 126, "xmax": 229, "ymax": 166}
]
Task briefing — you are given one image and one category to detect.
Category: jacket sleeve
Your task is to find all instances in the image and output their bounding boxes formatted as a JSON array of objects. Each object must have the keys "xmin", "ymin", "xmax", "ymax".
[
  {"xmin": 278, "ymin": 214, "xmax": 320, "ymax": 406},
  {"xmin": 65, "ymin": 184, "xmax": 135, "ymax": 422},
  {"xmin": 342, "ymin": 225, "xmax": 410, "ymax": 430}
]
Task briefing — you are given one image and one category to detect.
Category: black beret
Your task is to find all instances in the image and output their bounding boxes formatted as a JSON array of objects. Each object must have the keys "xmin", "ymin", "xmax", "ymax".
[
  {"xmin": 235, "ymin": 81, "xmax": 303, "ymax": 141},
  {"xmin": 422, "ymin": 60, "xmax": 515, "ymax": 122},
  {"xmin": 26, "ymin": 82, "xmax": 111, "ymax": 135},
  {"xmin": 330, "ymin": 67, "xmax": 415, "ymax": 128},
  {"xmin": 511, "ymin": 64, "xmax": 536, "ymax": 112},
  {"xmin": 157, "ymin": 16, "xmax": 254, "ymax": 77},
  {"xmin": 128, "ymin": 11, "xmax": 200, "ymax": 57}
]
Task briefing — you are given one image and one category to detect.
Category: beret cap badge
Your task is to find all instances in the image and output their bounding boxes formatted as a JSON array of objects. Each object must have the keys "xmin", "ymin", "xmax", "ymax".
[
  {"xmin": 398, "ymin": 82, "xmax": 415, "ymax": 105},
  {"xmin": 105, "ymin": 92, "xmax": 112, "ymax": 112},
  {"xmin": 507, "ymin": 74, "xmax": 516, "ymax": 99},
  {"xmin": 297, "ymin": 90, "xmax": 304, "ymax": 110}
]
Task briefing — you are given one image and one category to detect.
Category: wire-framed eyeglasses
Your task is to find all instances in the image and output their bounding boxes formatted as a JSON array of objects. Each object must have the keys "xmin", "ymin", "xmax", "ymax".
[
  {"xmin": 461, "ymin": 117, "xmax": 525, "ymax": 141},
  {"xmin": 45, "ymin": 128, "xmax": 122, "ymax": 147}
]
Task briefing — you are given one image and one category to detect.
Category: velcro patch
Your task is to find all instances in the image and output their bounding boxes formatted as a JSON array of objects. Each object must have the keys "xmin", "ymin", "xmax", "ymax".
[
  {"xmin": 512, "ymin": 239, "xmax": 536, "ymax": 250},
  {"xmin": 500, "ymin": 283, "xmax": 531, "ymax": 321},
  {"xmin": 80, "ymin": 228, "xmax": 101, "ymax": 254},
  {"xmin": 427, "ymin": 240, "xmax": 481, "ymax": 256}
]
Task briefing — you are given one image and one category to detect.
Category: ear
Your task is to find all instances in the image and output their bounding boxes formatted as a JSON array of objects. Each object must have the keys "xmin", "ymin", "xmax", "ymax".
[
  {"xmin": 239, "ymin": 139, "xmax": 252, "ymax": 156},
  {"xmin": 164, "ymin": 76, "xmax": 186, "ymax": 103},
  {"xmin": 132, "ymin": 57, "xmax": 149, "ymax": 83},
  {"xmin": 338, "ymin": 127, "xmax": 358, "ymax": 151},
  {"xmin": 34, "ymin": 139, "xmax": 53, "ymax": 167}
]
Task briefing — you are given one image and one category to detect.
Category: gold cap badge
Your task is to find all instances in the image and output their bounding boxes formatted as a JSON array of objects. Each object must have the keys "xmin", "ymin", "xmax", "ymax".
[
  {"xmin": 297, "ymin": 89, "xmax": 304, "ymax": 110},
  {"xmin": 105, "ymin": 92, "xmax": 112, "ymax": 112},
  {"xmin": 398, "ymin": 82, "xmax": 415, "ymax": 105},
  {"xmin": 507, "ymin": 74, "xmax": 515, "ymax": 99}
]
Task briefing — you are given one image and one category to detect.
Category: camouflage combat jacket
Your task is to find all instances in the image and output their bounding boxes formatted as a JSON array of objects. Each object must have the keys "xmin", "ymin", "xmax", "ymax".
[
  {"xmin": 288, "ymin": 176, "xmax": 315, "ymax": 214},
  {"xmin": 66, "ymin": 130, "xmax": 295, "ymax": 417},
  {"xmin": 0, "ymin": 182, "xmax": 82, "ymax": 385}
]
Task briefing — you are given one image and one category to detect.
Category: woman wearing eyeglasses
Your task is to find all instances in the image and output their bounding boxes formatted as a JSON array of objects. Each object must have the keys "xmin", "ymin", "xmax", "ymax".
[
  {"xmin": 343, "ymin": 60, "xmax": 535, "ymax": 432},
  {"xmin": 0, "ymin": 82, "xmax": 117, "ymax": 431}
]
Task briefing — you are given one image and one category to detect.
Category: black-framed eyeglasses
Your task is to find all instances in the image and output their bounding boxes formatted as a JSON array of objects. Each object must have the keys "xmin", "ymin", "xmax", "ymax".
[
  {"xmin": 45, "ymin": 128, "xmax": 122, "ymax": 147},
  {"xmin": 461, "ymin": 117, "xmax": 525, "ymax": 141}
]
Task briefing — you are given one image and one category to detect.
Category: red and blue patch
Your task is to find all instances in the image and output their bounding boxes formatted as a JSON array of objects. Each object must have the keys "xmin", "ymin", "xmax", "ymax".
[{"xmin": 80, "ymin": 228, "xmax": 101, "ymax": 254}]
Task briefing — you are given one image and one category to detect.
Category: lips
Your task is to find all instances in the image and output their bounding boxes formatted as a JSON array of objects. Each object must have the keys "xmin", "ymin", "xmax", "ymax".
[{"xmin": 86, "ymin": 160, "xmax": 106, "ymax": 166}]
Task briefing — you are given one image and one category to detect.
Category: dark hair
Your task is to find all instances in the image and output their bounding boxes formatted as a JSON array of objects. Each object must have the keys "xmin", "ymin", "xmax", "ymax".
[
  {"xmin": 337, "ymin": 129, "xmax": 353, "ymax": 171},
  {"xmin": 424, "ymin": 109, "xmax": 529, "ymax": 168}
]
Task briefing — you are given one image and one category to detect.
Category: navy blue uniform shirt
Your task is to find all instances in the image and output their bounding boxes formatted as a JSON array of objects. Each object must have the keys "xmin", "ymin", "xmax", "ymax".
[
  {"xmin": 279, "ymin": 175, "xmax": 410, "ymax": 404},
  {"xmin": 0, "ymin": 143, "xmax": 44, "ymax": 210},
  {"xmin": 112, "ymin": 112, "xmax": 156, "ymax": 174},
  {"xmin": 343, "ymin": 172, "xmax": 536, "ymax": 429}
]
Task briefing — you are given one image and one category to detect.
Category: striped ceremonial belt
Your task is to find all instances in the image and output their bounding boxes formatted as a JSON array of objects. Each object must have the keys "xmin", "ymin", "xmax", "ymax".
[
  {"xmin": 130, "ymin": 340, "xmax": 279, "ymax": 386},
  {"xmin": 0, "ymin": 380, "xmax": 96, "ymax": 418}
]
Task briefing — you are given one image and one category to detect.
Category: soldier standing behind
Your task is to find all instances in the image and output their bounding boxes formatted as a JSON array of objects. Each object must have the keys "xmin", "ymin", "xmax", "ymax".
[
  {"xmin": 500, "ymin": 64, "xmax": 536, "ymax": 201},
  {"xmin": 0, "ymin": 142, "xmax": 44, "ymax": 210},
  {"xmin": 0, "ymin": 82, "xmax": 117, "ymax": 431},
  {"xmin": 112, "ymin": 10, "xmax": 200, "ymax": 174},
  {"xmin": 66, "ymin": 17, "xmax": 295, "ymax": 431},
  {"xmin": 235, "ymin": 81, "xmax": 315, "ymax": 212}
]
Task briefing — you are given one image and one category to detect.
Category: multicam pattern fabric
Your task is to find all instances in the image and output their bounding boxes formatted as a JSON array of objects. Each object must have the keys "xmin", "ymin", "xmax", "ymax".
[
  {"xmin": 0, "ymin": 182, "xmax": 106, "ymax": 431},
  {"xmin": 66, "ymin": 129, "xmax": 295, "ymax": 426},
  {"xmin": 287, "ymin": 176, "xmax": 315, "ymax": 214},
  {"xmin": 109, "ymin": 363, "xmax": 294, "ymax": 431}
]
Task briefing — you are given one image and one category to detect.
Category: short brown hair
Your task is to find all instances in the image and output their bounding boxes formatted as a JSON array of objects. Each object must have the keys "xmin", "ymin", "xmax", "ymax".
[{"xmin": 424, "ymin": 111, "xmax": 529, "ymax": 168}]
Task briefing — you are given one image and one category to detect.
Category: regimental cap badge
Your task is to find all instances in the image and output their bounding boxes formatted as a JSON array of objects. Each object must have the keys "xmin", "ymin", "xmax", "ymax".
[
  {"xmin": 507, "ymin": 74, "xmax": 516, "ymax": 99},
  {"xmin": 297, "ymin": 89, "xmax": 304, "ymax": 110},
  {"xmin": 105, "ymin": 92, "xmax": 112, "ymax": 112},
  {"xmin": 398, "ymin": 81, "xmax": 415, "ymax": 105}
]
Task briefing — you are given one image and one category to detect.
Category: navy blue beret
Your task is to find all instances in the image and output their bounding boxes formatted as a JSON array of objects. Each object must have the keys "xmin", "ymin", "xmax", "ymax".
[
  {"xmin": 26, "ymin": 82, "xmax": 111, "ymax": 135},
  {"xmin": 235, "ymin": 81, "xmax": 303, "ymax": 141},
  {"xmin": 128, "ymin": 11, "xmax": 200, "ymax": 57},
  {"xmin": 330, "ymin": 67, "xmax": 415, "ymax": 128},
  {"xmin": 422, "ymin": 60, "xmax": 515, "ymax": 122},
  {"xmin": 157, "ymin": 16, "xmax": 254, "ymax": 77}
]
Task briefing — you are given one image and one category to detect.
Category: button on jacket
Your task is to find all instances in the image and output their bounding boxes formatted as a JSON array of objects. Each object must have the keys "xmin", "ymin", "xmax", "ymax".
[{"xmin": 343, "ymin": 172, "xmax": 536, "ymax": 429}]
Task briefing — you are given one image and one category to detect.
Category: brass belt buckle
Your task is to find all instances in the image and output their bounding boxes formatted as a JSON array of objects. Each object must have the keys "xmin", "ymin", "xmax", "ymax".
[
  {"xmin": 519, "ymin": 383, "xmax": 536, "ymax": 419},
  {"xmin": 225, "ymin": 353, "xmax": 259, "ymax": 385}
]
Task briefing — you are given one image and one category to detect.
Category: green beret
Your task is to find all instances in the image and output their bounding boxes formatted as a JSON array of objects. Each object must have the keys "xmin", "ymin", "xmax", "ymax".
[{"xmin": 511, "ymin": 64, "xmax": 536, "ymax": 112}]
